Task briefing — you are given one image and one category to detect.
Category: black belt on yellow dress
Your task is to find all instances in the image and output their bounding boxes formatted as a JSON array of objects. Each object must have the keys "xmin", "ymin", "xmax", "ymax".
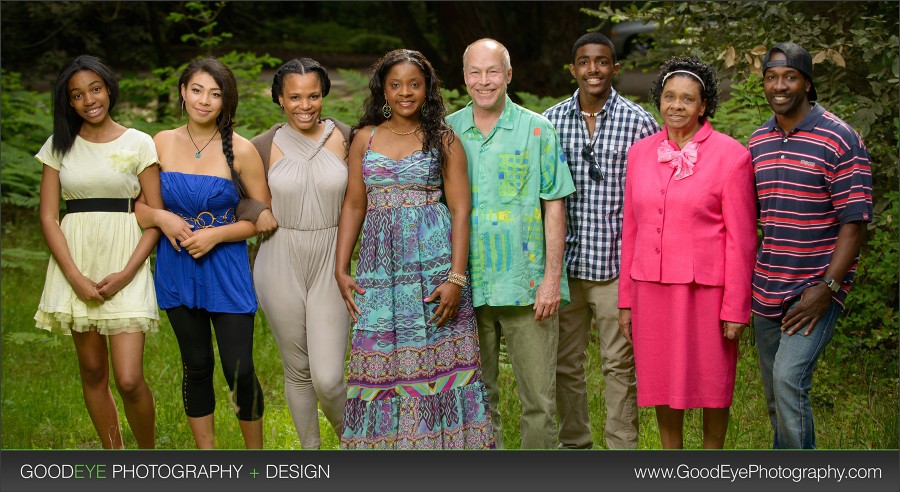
[{"xmin": 65, "ymin": 198, "xmax": 135, "ymax": 213}]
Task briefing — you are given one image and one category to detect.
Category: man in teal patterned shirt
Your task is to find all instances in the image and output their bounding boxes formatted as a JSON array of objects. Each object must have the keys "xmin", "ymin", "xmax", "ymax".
[{"xmin": 447, "ymin": 38, "xmax": 575, "ymax": 449}]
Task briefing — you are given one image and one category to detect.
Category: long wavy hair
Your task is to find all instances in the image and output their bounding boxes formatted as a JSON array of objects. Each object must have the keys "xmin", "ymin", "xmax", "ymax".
[
  {"xmin": 352, "ymin": 49, "xmax": 454, "ymax": 167},
  {"xmin": 178, "ymin": 57, "xmax": 243, "ymax": 193},
  {"xmin": 51, "ymin": 55, "xmax": 120, "ymax": 157}
]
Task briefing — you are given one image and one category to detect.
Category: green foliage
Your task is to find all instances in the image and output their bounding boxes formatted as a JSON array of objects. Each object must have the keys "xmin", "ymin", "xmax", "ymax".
[
  {"xmin": 4, "ymin": 331, "xmax": 61, "ymax": 348},
  {"xmin": 219, "ymin": 51, "xmax": 282, "ymax": 137},
  {"xmin": 167, "ymin": 1, "xmax": 232, "ymax": 49},
  {"xmin": 585, "ymin": 1, "xmax": 899, "ymax": 200},
  {"xmin": 0, "ymin": 70, "xmax": 52, "ymax": 209},
  {"xmin": 840, "ymin": 192, "xmax": 900, "ymax": 351},
  {"xmin": 320, "ymin": 68, "xmax": 371, "ymax": 126},
  {"xmin": 514, "ymin": 92, "xmax": 568, "ymax": 115},
  {"xmin": 119, "ymin": 4, "xmax": 282, "ymax": 139},
  {"xmin": 441, "ymin": 87, "xmax": 473, "ymax": 114},
  {"xmin": 0, "ymin": 248, "xmax": 47, "ymax": 273},
  {"xmin": 347, "ymin": 33, "xmax": 404, "ymax": 55},
  {"xmin": 727, "ymin": 73, "xmax": 769, "ymax": 132}
]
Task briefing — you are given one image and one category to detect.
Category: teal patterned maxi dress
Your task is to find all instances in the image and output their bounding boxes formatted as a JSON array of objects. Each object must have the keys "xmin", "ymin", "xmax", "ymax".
[{"xmin": 341, "ymin": 132, "xmax": 494, "ymax": 449}]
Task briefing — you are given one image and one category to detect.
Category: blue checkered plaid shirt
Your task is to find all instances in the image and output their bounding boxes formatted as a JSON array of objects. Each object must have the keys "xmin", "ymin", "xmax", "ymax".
[{"xmin": 544, "ymin": 88, "xmax": 660, "ymax": 281}]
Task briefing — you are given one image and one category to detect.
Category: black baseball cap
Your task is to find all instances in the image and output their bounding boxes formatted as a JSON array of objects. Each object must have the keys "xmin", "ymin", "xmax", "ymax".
[{"xmin": 763, "ymin": 42, "xmax": 818, "ymax": 101}]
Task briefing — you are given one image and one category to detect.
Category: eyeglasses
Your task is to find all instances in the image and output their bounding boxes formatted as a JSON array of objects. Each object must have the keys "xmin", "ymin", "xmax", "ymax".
[{"xmin": 582, "ymin": 145, "xmax": 605, "ymax": 182}]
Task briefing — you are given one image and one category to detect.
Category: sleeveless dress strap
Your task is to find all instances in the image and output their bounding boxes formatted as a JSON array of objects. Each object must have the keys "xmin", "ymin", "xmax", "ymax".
[{"xmin": 367, "ymin": 127, "xmax": 376, "ymax": 152}]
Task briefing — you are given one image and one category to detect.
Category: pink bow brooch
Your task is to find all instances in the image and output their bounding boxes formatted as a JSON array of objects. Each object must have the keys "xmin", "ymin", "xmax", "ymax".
[{"xmin": 657, "ymin": 140, "xmax": 699, "ymax": 180}]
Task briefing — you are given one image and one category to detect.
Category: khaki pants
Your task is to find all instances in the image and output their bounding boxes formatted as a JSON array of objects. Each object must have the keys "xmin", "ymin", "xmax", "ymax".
[
  {"xmin": 556, "ymin": 277, "xmax": 638, "ymax": 448},
  {"xmin": 476, "ymin": 304, "xmax": 559, "ymax": 449}
]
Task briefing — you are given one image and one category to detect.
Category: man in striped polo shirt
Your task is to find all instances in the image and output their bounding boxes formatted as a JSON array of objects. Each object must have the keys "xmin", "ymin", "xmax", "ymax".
[{"xmin": 749, "ymin": 42, "xmax": 873, "ymax": 449}]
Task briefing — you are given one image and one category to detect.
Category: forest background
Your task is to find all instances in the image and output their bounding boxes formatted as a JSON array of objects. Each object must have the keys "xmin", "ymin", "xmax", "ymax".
[{"xmin": 1, "ymin": 1, "xmax": 897, "ymax": 450}]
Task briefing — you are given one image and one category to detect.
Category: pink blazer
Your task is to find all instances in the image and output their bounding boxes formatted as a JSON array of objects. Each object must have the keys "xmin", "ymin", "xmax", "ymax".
[{"xmin": 618, "ymin": 121, "xmax": 758, "ymax": 323}]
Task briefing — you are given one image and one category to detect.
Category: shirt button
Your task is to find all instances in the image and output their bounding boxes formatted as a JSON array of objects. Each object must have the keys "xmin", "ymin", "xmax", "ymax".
[
  {"xmin": 656, "ymin": 227, "xmax": 661, "ymax": 233},
  {"xmin": 654, "ymin": 247, "xmax": 660, "ymax": 254},
  {"xmin": 780, "ymin": 155, "xmax": 785, "ymax": 159},
  {"xmin": 783, "ymin": 138, "xmax": 788, "ymax": 143},
  {"xmin": 480, "ymin": 174, "xmax": 485, "ymax": 179},
  {"xmin": 659, "ymin": 189, "xmax": 665, "ymax": 195},
  {"xmin": 658, "ymin": 208, "xmax": 663, "ymax": 214}
]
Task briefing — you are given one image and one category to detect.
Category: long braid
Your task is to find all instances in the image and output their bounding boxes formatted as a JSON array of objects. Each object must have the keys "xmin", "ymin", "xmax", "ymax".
[{"xmin": 221, "ymin": 124, "xmax": 244, "ymax": 196}]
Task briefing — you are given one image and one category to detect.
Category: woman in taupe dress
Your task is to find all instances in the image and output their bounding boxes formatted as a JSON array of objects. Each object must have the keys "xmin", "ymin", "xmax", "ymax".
[{"xmin": 251, "ymin": 58, "xmax": 350, "ymax": 449}]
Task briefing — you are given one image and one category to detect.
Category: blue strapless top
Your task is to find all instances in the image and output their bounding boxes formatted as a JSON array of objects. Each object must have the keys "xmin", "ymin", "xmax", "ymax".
[{"xmin": 154, "ymin": 172, "xmax": 256, "ymax": 314}]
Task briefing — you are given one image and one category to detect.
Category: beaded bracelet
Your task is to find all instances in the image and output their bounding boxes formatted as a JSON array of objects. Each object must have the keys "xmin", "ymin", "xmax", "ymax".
[{"xmin": 447, "ymin": 271, "xmax": 467, "ymax": 288}]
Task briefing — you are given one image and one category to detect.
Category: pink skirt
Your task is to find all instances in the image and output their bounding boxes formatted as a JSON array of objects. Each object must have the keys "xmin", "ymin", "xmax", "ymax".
[{"xmin": 631, "ymin": 280, "xmax": 738, "ymax": 409}]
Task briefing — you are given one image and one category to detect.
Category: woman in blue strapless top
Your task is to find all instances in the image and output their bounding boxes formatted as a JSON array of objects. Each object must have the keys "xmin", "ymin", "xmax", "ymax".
[{"xmin": 135, "ymin": 57, "xmax": 274, "ymax": 449}]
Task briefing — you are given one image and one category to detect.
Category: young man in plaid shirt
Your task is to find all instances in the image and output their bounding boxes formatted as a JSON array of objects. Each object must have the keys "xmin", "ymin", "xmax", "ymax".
[{"xmin": 543, "ymin": 32, "xmax": 659, "ymax": 449}]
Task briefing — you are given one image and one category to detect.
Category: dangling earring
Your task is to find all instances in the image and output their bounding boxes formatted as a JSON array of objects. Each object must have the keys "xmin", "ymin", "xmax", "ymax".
[
  {"xmin": 382, "ymin": 102, "xmax": 392, "ymax": 119},
  {"xmin": 280, "ymin": 104, "xmax": 285, "ymax": 114},
  {"xmin": 181, "ymin": 100, "xmax": 185, "ymax": 119}
]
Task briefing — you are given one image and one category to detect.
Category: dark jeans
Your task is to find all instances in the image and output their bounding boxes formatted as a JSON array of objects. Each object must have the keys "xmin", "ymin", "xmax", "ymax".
[{"xmin": 753, "ymin": 299, "xmax": 840, "ymax": 449}]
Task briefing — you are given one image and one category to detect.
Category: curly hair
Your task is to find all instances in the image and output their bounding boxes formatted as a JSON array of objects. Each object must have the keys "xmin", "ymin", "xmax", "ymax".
[
  {"xmin": 649, "ymin": 55, "xmax": 720, "ymax": 122},
  {"xmin": 352, "ymin": 49, "xmax": 454, "ymax": 167},
  {"xmin": 270, "ymin": 57, "xmax": 331, "ymax": 105},
  {"xmin": 51, "ymin": 55, "xmax": 120, "ymax": 157}
]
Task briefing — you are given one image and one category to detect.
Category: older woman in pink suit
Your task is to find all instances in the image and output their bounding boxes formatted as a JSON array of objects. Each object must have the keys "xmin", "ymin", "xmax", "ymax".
[{"xmin": 617, "ymin": 56, "xmax": 757, "ymax": 448}]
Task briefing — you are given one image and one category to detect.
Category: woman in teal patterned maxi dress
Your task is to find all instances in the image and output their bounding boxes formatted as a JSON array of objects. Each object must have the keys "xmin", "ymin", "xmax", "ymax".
[{"xmin": 335, "ymin": 49, "xmax": 494, "ymax": 449}]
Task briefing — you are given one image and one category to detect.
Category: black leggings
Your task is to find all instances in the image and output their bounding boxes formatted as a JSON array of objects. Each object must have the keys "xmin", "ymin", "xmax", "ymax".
[{"xmin": 166, "ymin": 306, "xmax": 264, "ymax": 421}]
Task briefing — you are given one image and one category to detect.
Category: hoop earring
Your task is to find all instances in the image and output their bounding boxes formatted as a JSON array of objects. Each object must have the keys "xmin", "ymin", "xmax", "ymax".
[{"xmin": 382, "ymin": 102, "xmax": 392, "ymax": 119}]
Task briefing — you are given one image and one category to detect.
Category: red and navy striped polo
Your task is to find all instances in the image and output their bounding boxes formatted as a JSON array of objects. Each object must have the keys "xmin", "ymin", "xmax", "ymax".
[{"xmin": 749, "ymin": 103, "xmax": 873, "ymax": 318}]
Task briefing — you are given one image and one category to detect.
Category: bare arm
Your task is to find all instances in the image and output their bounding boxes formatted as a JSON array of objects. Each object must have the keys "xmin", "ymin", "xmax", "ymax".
[
  {"xmin": 96, "ymin": 164, "xmax": 164, "ymax": 298},
  {"xmin": 134, "ymin": 131, "xmax": 194, "ymax": 250},
  {"xmin": 781, "ymin": 221, "xmax": 865, "ymax": 335},
  {"xmin": 427, "ymin": 135, "xmax": 471, "ymax": 326},
  {"xmin": 334, "ymin": 129, "xmax": 370, "ymax": 322},
  {"xmin": 534, "ymin": 197, "xmax": 566, "ymax": 321},
  {"xmin": 38, "ymin": 165, "xmax": 102, "ymax": 302}
]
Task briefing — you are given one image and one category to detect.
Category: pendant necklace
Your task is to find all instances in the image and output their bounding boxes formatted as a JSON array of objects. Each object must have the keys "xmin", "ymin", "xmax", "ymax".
[
  {"xmin": 387, "ymin": 121, "xmax": 420, "ymax": 136},
  {"xmin": 186, "ymin": 125, "xmax": 219, "ymax": 158}
]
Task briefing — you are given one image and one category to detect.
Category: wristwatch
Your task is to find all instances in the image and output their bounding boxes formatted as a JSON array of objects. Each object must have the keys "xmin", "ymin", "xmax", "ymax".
[{"xmin": 821, "ymin": 276, "xmax": 841, "ymax": 293}]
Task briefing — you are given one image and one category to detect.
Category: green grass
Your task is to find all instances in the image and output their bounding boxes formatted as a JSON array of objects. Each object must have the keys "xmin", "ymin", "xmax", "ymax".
[{"xmin": 1, "ymin": 206, "xmax": 897, "ymax": 450}]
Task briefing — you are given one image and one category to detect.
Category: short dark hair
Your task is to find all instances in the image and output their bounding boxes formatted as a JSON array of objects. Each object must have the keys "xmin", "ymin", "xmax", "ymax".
[
  {"xmin": 572, "ymin": 32, "xmax": 617, "ymax": 63},
  {"xmin": 51, "ymin": 55, "xmax": 120, "ymax": 156},
  {"xmin": 271, "ymin": 57, "xmax": 331, "ymax": 105},
  {"xmin": 649, "ymin": 56, "xmax": 720, "ymax": 122}
]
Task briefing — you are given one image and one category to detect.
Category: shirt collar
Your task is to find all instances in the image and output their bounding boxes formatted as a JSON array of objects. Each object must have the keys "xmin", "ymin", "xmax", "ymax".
[
  {"xmin": 762, "ymin": 102, "xmax": 824, "ymax": 133},
  {"xmin": 569, "ymin": 88, "xmax": 620, "ymax": 118},
  {"xmin": 663, "ymin": 119, "xmax": 713, "ymax": 145},
  {"xmin": 458, "ymin": 95, "xmax": 516, "ymax": 133}
]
